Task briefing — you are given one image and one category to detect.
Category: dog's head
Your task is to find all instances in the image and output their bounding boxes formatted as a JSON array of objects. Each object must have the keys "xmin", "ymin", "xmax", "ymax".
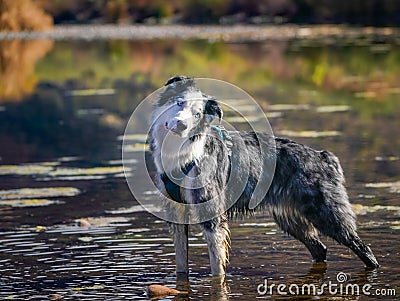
[{"xmin": 156, "ymin": 76, "xmax": 222, "ymax": 138}]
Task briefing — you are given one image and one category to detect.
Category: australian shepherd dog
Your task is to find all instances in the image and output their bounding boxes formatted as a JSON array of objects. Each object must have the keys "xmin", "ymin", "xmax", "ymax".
[{"xmin": 149, "ymin": 76, "xmax": 379, "ymax": 277}]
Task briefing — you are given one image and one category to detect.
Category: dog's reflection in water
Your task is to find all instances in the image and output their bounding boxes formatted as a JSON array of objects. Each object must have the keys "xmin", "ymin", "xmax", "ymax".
[{"xmin": 173, "ymin": 273, "xmax": 229, "ymax": 301}]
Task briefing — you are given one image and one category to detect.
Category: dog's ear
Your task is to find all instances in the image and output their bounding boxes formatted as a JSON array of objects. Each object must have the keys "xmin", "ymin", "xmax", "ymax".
[
  {"xmin": 205, "ymin": 96, "xmax": 222, "ymax": 124},
  {"xmin": 159, "ymin": 76, "xmax": 195, "ymax": 105},
  {"xmin": 165, "ymin": 76, "xmax": 189, "ymax": 86}
]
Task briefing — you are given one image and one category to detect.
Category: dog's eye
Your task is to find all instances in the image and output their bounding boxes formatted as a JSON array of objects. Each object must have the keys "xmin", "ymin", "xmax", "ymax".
[{"xmin": 194, "ymin": 112, "xmax": 201, "ymax": 119}]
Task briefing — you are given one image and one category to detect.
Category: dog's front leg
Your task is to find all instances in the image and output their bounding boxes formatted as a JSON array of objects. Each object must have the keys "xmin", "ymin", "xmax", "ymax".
[
  {"xmin": 170, "ymin": 223, "xmax": 189, "ymax": 274},
  {"xmin": 201, "ymin": 215, "xmax": 230, "ymax": 277}
]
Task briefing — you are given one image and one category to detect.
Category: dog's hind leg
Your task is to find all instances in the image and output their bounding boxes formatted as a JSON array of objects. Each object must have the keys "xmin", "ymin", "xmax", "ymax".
[
  {"xmin": 301, "ymin": 190, "xmax": 380, "ymax": 268},
  {"xmin": 272, "ymin": 209, "xmax": 327, "ymax": 262},
  {"xmin": 300, "ymin": 237, "xmax": 327, "ymax": 262},
  {"xmin": 170, "ymin": 223, "xmax": 189, "ymax": 274},
  {"xmin": 306, "ymin": 206, "xmax": 380, "ymax": 268},
  {"xmin": 201, "ymin": 215, "xmax": 230, "ymax": 277},
  {"xmin": 335, "ymin": 233, "xmax": 380, "ymax": 269},
  {"xmin": 312, "ymin": 219, "xmax": 379, "ymax": 268}
]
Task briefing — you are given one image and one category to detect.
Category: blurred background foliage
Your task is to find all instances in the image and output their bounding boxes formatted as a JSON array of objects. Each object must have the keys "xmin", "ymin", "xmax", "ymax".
[
  {"xmin": 0, "ymin": 0, "xmax": 399, "ymax": 103},
  {"xmin": 0, "ymin": 0, "xmax": 53, "ymax": 31},
  {"xmin": 1, "ymin": 0, "xmax": 400, "ymax": 28},
  {"xmin": 0, "ymin": 0, "xmax": 399, "ymax": 164},
  {"xmin": 36, "ymin": 0, "xmax": 400, "ymax": 25},
  {"xmin": 1, "ymin": 38, "xmax": 397, "ymax": 104},
  {"xmin": 0, "ymin": 37, "xmax": 398, "ymax": 170}
]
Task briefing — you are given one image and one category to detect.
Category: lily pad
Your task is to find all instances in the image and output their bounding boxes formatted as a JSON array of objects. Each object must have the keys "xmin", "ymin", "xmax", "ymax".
[
  {"xmin": 42, "ymin": 175, "xmax": 106, "ymax": 181},
  {"xmin": 0, "ymin": 187, "xmax": 80, "ymax": 200},
  {"xmin": 375, "ymin": 156, "xmax": 399, "ymax": 162},
  {"xmin": 78, "ymin": 236, "xmax": 94, "ymax": 242},
  {"xmin": 354, "ymin": 91, "xmax": 376, "ymax": 99},
  {"xmin": 106, "ymin": 204, "xmax": 162, "ymax": 214},
  {"xmin": 0, "ymin": 164, "xmax": 53, "ymax": 176},
  {"xmin": 240, "ymin": 222, "xmax": 276, "ymax": 227},
  {"xmin": 352, "ymin": 203, "xmax": 400, "ymax": 215},
  {"xmin": 224, "ymin": 115, "xmax": 263, "ymax": 123},
  {"xmin": 390, "ymin": 221, "xmax": 400, "ymax": 230},
  {"xmin": 73, "ymin": 285, "xmax": 104, "ymax": 291},
  {"xmin": 279, "ymin": 130, "xmax": 341, "ymax": 138},
  {"xmin": 226, "ymin": 104, "xmax": 258, "ymax": 112},
  {"xmin": 118, "ymin": 134, "xmax": 148, "ymax": 142},
  {"xmin": 0, "ymin": 199, "xmax": 63, "ymax": 208},
  {"xmin": 316, "ymin": 105, "xmax": 351, "ymax": 113},
  {"xmin": 108, "ymin": 159, "xmax": 137, "ymax": 165},
  {"xmin": 365, "ymin": 181, "xmax": 400, "ymax": 193},
  {"xmin": 76, "ymin": 216, "xmax": 132, "ymax": 227},
  {"xmin": 269, "ymin": 104, "xmax": 310, "ymax": 111},
  {"xmin": 49, "ymin": 166, "xmax": 125, "ymax": 177},
  {"xmin": 124, "ymin": 143, "xmax": 150, "ymax": 152}
]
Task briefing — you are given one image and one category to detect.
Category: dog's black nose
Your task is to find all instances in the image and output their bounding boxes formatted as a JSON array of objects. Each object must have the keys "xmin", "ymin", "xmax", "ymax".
[{"xmin": 176, "ymin": 120, "xmax": 187, "ymax": 131}]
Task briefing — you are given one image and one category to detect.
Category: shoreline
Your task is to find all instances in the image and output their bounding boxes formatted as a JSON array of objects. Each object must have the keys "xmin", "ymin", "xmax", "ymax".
[{"xmin": 0, "ymin": 24, "xmax": 399, "ymax": 42}]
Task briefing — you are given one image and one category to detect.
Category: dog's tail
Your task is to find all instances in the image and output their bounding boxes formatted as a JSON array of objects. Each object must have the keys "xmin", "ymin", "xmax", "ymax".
[{"xmin": 320, "ymin": 150, "xmax": 345, "ymax": 182}]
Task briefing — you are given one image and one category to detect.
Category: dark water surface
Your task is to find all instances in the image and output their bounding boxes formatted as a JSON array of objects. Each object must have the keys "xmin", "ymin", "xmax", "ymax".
[{"xmin": 0, "ymin": 27, "xmax": 399, "ymax": 300}]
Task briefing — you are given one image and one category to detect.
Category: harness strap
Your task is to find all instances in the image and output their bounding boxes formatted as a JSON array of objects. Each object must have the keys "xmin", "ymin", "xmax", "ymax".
[
  {"xmin": 210, "ymin": 125, "xmax": 225, "ymax": 140},
  {"xmin": 211, "ymin": 125, "xmax": 233, "ymax": 156},
  {"xmin": 161, "ymin": 161, "xmax": 195, "ymax": 204},
  {"xmin": 161, "ymin": 125, "xmax": 232, "ymax": 203}
]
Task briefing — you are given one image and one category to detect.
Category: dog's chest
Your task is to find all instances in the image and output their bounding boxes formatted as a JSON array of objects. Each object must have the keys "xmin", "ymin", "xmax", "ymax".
[{"xmin": 160, "ymin": 163, "xmax": 202, "ymax": 204}]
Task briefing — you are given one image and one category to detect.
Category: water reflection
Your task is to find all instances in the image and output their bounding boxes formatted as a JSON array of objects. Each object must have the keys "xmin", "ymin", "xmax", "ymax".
[
  {"xmin": 0, "ymin": 33, "xmax": 399, "ymax": 300},
  {"xmin": 0, "ymin": 38, "xmax": 398, "ymax": 167},
  {"xmin": 0, "ymin": 39, "xmax": 53, "ymax": 100},
  {"xmin": 0, "ymin": 76, "xmax": 155, "ymax": 163}
]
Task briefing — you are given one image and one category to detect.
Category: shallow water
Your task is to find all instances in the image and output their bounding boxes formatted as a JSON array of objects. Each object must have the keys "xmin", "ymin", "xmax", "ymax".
[{"xmin": 0, "ymin": 27, "xmax": 399, "ymax": 300}]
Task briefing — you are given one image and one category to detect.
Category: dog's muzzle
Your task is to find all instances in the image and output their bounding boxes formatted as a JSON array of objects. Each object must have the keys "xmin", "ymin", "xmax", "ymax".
[{"xmin": 165, "ymin": 120, "xmax": 187, "ymax": 135}]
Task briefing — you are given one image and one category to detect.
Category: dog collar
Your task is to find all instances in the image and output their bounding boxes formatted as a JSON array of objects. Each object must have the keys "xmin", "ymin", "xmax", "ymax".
[
  {"xmin": 210, "ymin": 125, "xmax": 226, "ymax": 140},
  {"xmin": 210, "ymin": 125, "xmax": 233, "ymax": 156}
]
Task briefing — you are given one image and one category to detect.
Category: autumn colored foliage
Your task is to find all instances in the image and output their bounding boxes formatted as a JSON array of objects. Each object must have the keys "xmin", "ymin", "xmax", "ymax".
[
  {"xmin": 0, "ymin": 0, "xmax": 53, "ymax": 31},
  {"xmin": 1, "ymin": 0, "xmax": 399, "ymax": 28}
]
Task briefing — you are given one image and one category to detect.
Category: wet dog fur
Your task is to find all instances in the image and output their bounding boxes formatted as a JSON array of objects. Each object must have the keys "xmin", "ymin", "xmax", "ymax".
[{"xmin": 150, "ymin": 76, "xmax": 379, "ymax": 277}]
